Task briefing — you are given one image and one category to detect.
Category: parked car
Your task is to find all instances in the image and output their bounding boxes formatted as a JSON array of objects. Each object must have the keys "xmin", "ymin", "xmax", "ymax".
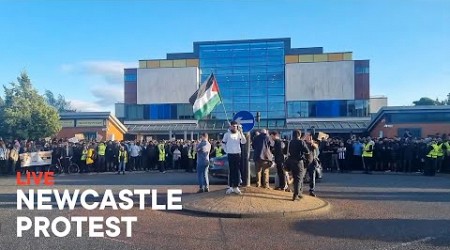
[{"xmin": 209, "ymin": 152, "xmax": 322, "ymax": 184}]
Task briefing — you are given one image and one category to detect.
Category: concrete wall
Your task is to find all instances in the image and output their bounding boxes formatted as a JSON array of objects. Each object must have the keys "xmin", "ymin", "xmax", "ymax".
[
  {"xmin": 285, "ymin": 61, "xmax": 355, "ymax": 101},
  {"xmin": 137, "ymin": 67, "xmax": 199, "ymax": 104},
  {"xmin": 370, "ymin": 96, "xmax": 388, "ymax": 114}
]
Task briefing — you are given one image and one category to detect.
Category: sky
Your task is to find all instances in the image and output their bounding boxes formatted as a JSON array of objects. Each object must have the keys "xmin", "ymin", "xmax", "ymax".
[{"xmin": 0, "ymin": 0, "xmax": 449, "ymax": 113}]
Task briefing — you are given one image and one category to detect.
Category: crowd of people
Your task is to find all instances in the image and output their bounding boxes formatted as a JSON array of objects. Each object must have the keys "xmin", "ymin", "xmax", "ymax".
[
  {"xmin": 314, "ymin": 134, "xmax": 450, "ymax": 176},
  {"xmin": 0, "ymin": 131, "xmax": 448, "ymax": 182},
  {"xmin": 0, "ymin": 137, "xmax": 226, "ymax": 176}
]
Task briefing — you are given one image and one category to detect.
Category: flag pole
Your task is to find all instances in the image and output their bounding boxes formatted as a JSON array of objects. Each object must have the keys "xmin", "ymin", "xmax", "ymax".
[
  {"xmin": 212, "ymin": 71, "xmax": 231, "ymax": 125},
  {"xmin": 221, "ymin": 101, "xmax": 231, "ymax": 125}
]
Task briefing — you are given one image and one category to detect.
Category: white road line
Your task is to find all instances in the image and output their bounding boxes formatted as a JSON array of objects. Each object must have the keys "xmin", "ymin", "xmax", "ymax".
[{"xmin": 378, "ymin": 236, "xmax": 436, "ymax": 250}]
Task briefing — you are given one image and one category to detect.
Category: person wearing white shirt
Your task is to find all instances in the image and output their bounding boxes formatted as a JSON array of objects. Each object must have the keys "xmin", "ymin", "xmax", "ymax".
[{"xmin": 222, "ymin": 121, "xmax": 247, "ymax": 194}]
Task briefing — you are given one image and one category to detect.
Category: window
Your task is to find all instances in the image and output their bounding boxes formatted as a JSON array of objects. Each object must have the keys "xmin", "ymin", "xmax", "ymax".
[
  {"xmin": 124, "ymin": 74, "xmax": 137, "ymax": 82},
  {"xmin": 268, "ymin": 111, "xmax": 285, "ymax": 119},
  {"xmin": 267, "ymin": 88, "xmax": 284, "ymax": 95},
  {"xmin": 268, "ymin": 96, "xmax": 284, "ymax": 103},
  {"xmin": 355, "ymin": 66, "xmax": 369, "ymax": 74},
  {"xmin": 198, "ymin": 40, "xmax": 286, "ymax": 122}
]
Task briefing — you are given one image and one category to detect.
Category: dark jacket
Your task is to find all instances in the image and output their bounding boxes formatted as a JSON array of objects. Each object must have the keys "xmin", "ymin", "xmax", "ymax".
[
  {"xmin": 272, "ymin": 139, "xmax": 285, "ymax": 164},
  {"xmin": 287, "ymin": 139, "xmax": 310, "ymax": 162},
  {"xmin": 252, "ymin": 133, "xmax": 273, "ymax": 162}
]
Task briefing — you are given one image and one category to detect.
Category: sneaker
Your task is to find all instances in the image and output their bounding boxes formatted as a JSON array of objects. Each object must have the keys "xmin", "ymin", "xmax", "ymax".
[
  {"xmin": 225, "ymin": 188, "xmax": 233, "ymax": 195},
  {"xmin": 204, "ymin": 187, "xmax": 209, "ymax": 192},
  {"xmin": 233, "ymin": 187, "xmax": 242, "ymax": 195},
  {"xmin": 197, "ymin": 189, "xmax": 204, "ymax": 193},
  {"xmin": 309, "ymin": 191, "xmax": 316, "ymax": 197}
]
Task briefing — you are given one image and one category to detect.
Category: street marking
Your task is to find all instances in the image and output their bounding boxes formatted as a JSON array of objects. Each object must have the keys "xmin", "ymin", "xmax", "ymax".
[{"xmin": 378, "ymin": 236, "xmax": 436, "ymax": 250}]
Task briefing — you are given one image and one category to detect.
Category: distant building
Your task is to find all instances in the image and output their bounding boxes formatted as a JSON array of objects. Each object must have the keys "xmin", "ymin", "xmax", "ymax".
[
  {"xmin": 116, "ymin": 37, "xmax": 372, "ymax": 139},
  {"xmin": 370, "ymin": 96, "xmax": 388, "ymax": 116},
  {"xmin": 57, "ymin": 112, "xmax": 127, "ymax": 141},
  {"xmin": 367, "ymin": 106, "xmax": 450, "ymax": 138}
]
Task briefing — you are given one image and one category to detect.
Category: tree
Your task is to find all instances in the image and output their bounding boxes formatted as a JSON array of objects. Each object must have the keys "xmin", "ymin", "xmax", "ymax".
[
  {"xmin": 44, "ymin": 90, "xmax": 76, "ymax": 112},
  {"xmin": 0, "ymin": 72, "xmax": 61, "ymax": 140},
  {"xmin": 413, "ymin": 97, "xmax": 439, "ymax": 106}
]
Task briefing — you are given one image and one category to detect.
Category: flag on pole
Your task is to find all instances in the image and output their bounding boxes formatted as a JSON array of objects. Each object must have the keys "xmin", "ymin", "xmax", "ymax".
[{"xmin": 189, "ymin": 73, "xmax": 221, "ymax": 120}]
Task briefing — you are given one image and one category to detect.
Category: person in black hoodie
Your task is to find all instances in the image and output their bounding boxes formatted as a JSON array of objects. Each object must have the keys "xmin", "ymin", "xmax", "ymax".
[{"xmin": 270, "ymin": 131, "xmax": 287, "ymax": 191}]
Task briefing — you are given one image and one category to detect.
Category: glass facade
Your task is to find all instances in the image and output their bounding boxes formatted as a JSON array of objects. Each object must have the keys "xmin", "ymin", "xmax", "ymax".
[
  {"xmin": 287, "ymin": 100, "xmax": 369, "ymax": 118},
  {"xmin": 125, "ymin": 104, "xmax": 193, "ymax": 120},
  {"xmin": 198, "ymin": 41, "xmax": 285, "ymax": 126}
]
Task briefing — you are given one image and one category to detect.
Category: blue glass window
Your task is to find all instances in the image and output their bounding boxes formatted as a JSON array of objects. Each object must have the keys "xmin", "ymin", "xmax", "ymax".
[
  {"xmin": 124, "ymin": 74, "xmax": 137, "ymax": 81},
  {"xmin": 251, "ymin": 87, "xmax": 267, "ymax": 96},
  {"xmin": 268, "ymin": 96, "xmax": 284, "ymax": 102},
  {"xmin": 250, "ymin": 96, "xmax": 266, "ymax": 103},
  {"xmin": 199, "ymin": 40, "xmax": 286, "ymax": 121},
  {"xmin": 267, "ymin": 88, "xmax": 284, "ymax": 95}
]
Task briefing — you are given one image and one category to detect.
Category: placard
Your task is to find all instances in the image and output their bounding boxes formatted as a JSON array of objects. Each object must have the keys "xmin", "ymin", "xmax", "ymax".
[{"xmin": 19, "ymin": 151, "xmax": 53, "ymax": 168}]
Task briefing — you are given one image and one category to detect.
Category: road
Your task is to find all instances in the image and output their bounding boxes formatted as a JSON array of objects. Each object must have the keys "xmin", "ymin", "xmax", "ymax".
[{"xmin": 0, "ymin": 171, "xmax": 449, "ymax": 250}]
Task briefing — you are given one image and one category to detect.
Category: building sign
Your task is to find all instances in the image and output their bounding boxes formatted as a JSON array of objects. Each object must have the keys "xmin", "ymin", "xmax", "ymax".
[
  {"xmin": 76, "ymin": 119, "xmax": 105, "ymax": 127},
  {"xmin": 60, "ymin": 120, "xmax": 75, "ymax": 127}
]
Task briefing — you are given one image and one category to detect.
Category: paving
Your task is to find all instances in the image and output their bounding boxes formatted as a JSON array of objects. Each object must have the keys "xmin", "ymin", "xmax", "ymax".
[
  {"xmin": 182, "ymin": 186, "xmax": 330, "ymax": 218},
  {"xmin": 1, "ymin": 171, "xmax": 450, "ymax": 249}
]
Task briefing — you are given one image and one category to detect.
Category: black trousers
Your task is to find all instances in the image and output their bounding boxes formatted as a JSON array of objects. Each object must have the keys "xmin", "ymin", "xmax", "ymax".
[
  {"xmin": 96, "ymin": 155, "xmax": 106, "ymax": 172},
  {"xmin": 286, "ymin": 158, "xmax": 305, "ymax": 196},
  {"xmin": 228, "ymin": 154, "xmax": 241, "ymax": 188},
  {"xmin": 363, "ymin": 156, "xmax": 373, "ymax": 173},
  {"xmin": 158, "ymin": 161, "xmax": 166, "ymax": 172},
  {"xmin": 338, "ymin": 159, "xmax": 345, "ymax": 172},
  {"xmin": 276, "ymin": 162, "xmax": 286, "ymax": 188}
]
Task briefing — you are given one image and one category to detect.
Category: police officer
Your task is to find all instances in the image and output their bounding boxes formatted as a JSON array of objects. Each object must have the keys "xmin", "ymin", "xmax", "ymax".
[
  {"xmin": 96, "ymin": 142, "xmax": 106, "ymax": 173},
  {"xmin": 425, "ymin": 138, "xmax": 438, "ymax": 176},
  {"xmin": 157, "ymin": 140, "xmax": 166, "ymax": 173},
  {"xmin": 211, "ymin": 142, "xmax": 225, "ymax": 158},
  {"xmin": 362, "ymin": 137, "xmax": 374, "ymax": 174},
  {"xmin": 285, "ymin": 130, "xmax": 310, "ymax": 201}
]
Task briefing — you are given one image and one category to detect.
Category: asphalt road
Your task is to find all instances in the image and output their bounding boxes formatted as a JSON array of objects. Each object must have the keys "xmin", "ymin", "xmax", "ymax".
[{"xmin": 0, "ymin": 171, "xmax": 449, "ymax": 250}]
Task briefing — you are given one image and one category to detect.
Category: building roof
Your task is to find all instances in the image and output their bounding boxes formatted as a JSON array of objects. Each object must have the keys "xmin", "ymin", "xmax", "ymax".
[
  {"xmin": 125, "ymin": 119, "xmax": 370, "ymax": 134},
  {"xmin": 367, "ymin": 105, "xmax": 450, "ymax": 131},
  {"xmin": 59, "ymin": 112, "xmax": 128, "ymax": 134}
]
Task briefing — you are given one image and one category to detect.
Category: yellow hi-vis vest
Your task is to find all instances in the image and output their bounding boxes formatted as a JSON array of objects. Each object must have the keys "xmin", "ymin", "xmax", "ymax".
[
  {"xmin": 362, "ymin": 143, "xmax": 373, "ymax": 158},
  {"xmin": 427, "ymin": 143, "xmax": 438, "ymax": 159},
  {"xmin": 445, "ymin": 142, "xmax": 450, "ymax": 155},
  {"xmin": 436, "ymin": 144, "xmax": 444, "ymax": 157},
  {"xmin": 187, "ymin": 146, "xmax": 196, "ymax": 159},
  {"xmin": 81, "ymin": 149, "xmax": 87, "ymax": 161},
  {"xmin": 119, "ymin": 150, "xmax": 128, "ymax": 163},
  {"xmin": 215, "ymin": 146, "xmax": 223, "ymax": 157},
  {"xmin": 97, "ymin": 143, "xmax": 106, "ymax": 156},
  {"xmin": 158, "ymin": 144, "xmax": 165, "ymax": 162}
]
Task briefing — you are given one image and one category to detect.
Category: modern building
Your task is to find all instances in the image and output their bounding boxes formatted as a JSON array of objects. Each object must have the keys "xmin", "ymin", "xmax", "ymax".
[
  {"xmin": 57, "ymin": 112, "xmax": 128, "ymax": 141},
  {"xmin": 116, "ymin": 38, "xmax": 372, "ymax": 139},
  {"xmin": 367, "ymin": 106, "xmax": 450, "ymax": 139}
]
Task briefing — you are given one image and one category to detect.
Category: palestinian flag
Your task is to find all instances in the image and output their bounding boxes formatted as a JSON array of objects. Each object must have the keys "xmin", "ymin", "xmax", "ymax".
[{"xmin": 189, "ymin": 73, "xmax": 221, "ymax": 120}]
